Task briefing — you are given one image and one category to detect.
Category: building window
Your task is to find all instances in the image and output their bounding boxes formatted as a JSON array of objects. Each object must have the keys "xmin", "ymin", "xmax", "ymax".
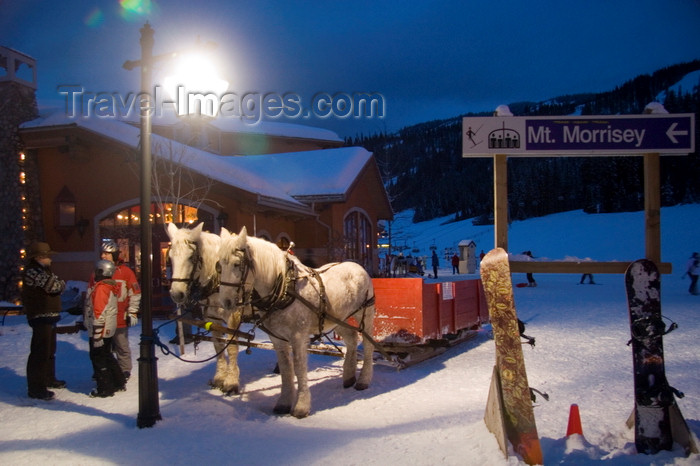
[
  {"xmin": 99, "ymin": 203, "xmax": 202, "ymax": 229},
  {"xmin": 98, "ymin": 202, "xmax": 214, "ymax": 274},
  {"xmin": 344, "ymin": 210, "xmax": 373, "ymax": 272},
  {"xmin": 55, "ymin": 186, "xmax": 76, "ymax": 227}
]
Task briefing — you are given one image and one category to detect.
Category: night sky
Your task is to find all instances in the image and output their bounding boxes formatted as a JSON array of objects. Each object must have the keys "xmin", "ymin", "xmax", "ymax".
[{"xmin": 2, "ymin": 0, "xmax": 699, "ymax": 137}]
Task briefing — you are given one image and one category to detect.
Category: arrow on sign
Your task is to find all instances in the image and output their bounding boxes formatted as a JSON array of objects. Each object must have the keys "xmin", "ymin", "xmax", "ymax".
[{"xmin": 666, "ymin": 122, "xmax": 688, "ymax": 144}]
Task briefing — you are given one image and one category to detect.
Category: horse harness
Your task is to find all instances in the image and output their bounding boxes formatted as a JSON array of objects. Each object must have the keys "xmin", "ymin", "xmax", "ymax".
[
  {"xmin": 218, "ymin": 247, "xmax": 386, "ymax": 358},
  {"xmin": 219, "ymin": 247, "xmax": 323, "ymax": 334}
]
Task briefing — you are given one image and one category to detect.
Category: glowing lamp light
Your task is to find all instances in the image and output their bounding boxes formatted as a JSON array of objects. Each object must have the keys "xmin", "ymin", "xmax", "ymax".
[{"xmin": 164, "ymin": 53, "xmax": 229, "ymax": 118}]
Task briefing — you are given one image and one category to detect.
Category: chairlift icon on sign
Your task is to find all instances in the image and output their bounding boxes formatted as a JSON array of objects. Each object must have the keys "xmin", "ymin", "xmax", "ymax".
[{"xmin": 488, "ymin": 122, "xmax": 520, "ymax": 149}]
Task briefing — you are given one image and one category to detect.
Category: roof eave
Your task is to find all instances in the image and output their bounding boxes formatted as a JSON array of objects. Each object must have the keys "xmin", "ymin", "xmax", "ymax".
[
  {"xmin": 293, "ymin": 193, "xmax": 347, "ymax": 203},
  {"xmin": 257, "ymin": 194, "xmax": 315, "ymax": 216}
]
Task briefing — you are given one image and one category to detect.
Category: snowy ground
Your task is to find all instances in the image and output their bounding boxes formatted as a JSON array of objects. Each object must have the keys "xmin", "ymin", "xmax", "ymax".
[{"xmin": 1, "ymin": 205, "xmax": 699, "ymax": 465}]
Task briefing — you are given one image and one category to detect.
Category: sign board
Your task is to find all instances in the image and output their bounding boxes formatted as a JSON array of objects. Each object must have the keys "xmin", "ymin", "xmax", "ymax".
[
  {"xmin": 462, "ymin": 114, "xmax": 695, "ymax": 157},
  {"xmin": 441, "ymin": 282, "xmax": 454, "ymax": 300}
]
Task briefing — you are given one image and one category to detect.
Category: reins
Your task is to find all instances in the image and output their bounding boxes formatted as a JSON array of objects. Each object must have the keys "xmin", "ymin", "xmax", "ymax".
[
  {"xmin": 153, "ymin": 313, "xmax": 242, "ymax": 364},
  {"xmin": 164, "ymin": 235, "xmax": 243, "ymax": 365}
]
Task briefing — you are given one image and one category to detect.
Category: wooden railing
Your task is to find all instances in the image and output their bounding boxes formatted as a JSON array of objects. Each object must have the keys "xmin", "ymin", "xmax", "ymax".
[{"xmin": 509, "ymin": 260, "xmax": 672, "ymax": 274}]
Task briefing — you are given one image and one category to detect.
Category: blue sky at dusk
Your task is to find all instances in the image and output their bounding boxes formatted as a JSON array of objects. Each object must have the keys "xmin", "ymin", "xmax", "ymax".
[{"xmin": 2, "ymin": 1, "xmax": 699, "ymax": 137}]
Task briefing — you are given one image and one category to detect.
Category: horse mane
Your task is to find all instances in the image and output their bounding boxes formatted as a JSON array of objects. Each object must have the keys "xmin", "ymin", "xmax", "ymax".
[
  {"xmin": 246, "ymin": 235, "xmax": 288, "ymax": 288},
  {"xmin": 197, "ymin": 230, "xmax": 221, "ymax": 286}
]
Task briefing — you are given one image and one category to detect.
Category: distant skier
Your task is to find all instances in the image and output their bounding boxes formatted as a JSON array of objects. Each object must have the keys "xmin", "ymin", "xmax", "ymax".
[
  {"xmin": 523, "ymin": 251, "xmax": 537, "ymax": 287},
  {"xmin": 685, "ymin": 252, "xmax": 699, "ymax": 295},
  {"xmin": 451, "ymin": 253, "xmax": 460, "ymax": 274},
  {"xmin": 431, "ymin": 250, "xmax": 439, "ymax": 279},
  {"xmin": 580, "ymin": 273, "xmax": 595, "ymax": 284}
]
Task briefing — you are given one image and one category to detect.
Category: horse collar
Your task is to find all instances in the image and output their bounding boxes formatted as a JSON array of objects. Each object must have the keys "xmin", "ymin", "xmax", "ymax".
[{"xmin": 251, "ymin": 257, "xmax": 297, "ymax": 312}]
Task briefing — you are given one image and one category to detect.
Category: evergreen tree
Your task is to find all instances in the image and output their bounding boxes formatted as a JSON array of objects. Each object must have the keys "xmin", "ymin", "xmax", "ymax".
[{"xmin": 351, "ymin": 61, "xmax": 700, "ymax": 223}]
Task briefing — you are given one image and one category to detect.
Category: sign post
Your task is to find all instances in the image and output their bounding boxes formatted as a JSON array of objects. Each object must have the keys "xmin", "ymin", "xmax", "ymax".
[{"xmin": 463, "ymin": 113, "xmax": 695, "ymax": 273}]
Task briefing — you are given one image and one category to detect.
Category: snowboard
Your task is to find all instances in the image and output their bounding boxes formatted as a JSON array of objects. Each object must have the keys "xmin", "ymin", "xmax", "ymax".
[
  {"xmin": 481, "ymin": 248, "xmax": 543, "ymax": 465},
  {"xmin": 625, "ymin": 259, "xmax": 698, "ymax": 456},
  {"xmin": 625, "ymin": 259, "xmax": 674, "ymax": 454}
]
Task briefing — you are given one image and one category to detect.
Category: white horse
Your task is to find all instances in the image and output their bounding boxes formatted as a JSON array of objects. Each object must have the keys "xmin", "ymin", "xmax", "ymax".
[
  {"xmin": 217, "ymin": 226, "xmax": 375, "ymax": 418},
  {"xmin": 166, "ymin": 222, "xmax": 242, "ymax": 395}
]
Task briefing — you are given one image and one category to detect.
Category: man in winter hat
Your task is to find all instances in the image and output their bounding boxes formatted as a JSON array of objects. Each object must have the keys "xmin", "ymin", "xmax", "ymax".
[{"xmin": 21, "ymin": 242, "xmax": 66, "ymax": 400}]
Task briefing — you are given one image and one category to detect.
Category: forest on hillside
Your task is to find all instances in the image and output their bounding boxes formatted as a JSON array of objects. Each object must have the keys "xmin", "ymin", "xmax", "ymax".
[{"xmin": 351, "ymin": 61, "xmax": 700, "ymax": 224}]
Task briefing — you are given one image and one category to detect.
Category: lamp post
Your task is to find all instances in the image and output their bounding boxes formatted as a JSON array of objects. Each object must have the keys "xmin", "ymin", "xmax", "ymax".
[
  {"xmin": 123, "ymin": 22, "xmax": 227, "ymax": 429},
  {"xmin": 124, "ymin": 22, "xmax": 160, "ymax": 428}
]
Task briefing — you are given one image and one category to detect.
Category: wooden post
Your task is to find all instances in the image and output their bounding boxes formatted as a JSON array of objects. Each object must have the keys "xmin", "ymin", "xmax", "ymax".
[
  {"xmin": 644, "ymin": 153, "xmax": 661, "ymax": 264},
  {"xmin": 494, "ymin": 154, "xmax": 508, "ymax": 251}
]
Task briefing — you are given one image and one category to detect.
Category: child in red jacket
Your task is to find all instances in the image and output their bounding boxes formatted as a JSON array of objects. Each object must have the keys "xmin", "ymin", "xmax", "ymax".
[{"xmin": 84, "ymin": 260, "xmax": 126, "ymax": 397}]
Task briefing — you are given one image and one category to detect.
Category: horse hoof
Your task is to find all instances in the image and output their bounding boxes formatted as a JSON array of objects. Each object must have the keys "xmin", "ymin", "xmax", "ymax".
[
  {"xmin": 273, "ymin": 404, "xmax": 291, "ymax": 415},
  {"xmin": 343, "ymin": 377, "xmax": 356, "ymax": 389},
  {"xmin": 292, "ymin": 408, "xmax": 310, "ymax": 419},
  {"xmin": 223, "ymin": 385, "xmax": 240, "ymax": 396},
  {"xmin": 354, "ymin": 382, "xmax": 369, "ymax": 391},
  {"xmin": 208, "ymin": 380, "xmax": 222, "ymax": 390}
]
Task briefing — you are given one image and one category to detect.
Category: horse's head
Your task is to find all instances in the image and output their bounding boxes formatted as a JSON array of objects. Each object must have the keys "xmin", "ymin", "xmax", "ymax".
[
  {"xmin": 166, "ymin": 222, "xmax": 204, "ymax": 304},
  {"xmin": 218, "ymin": 226, "xmax": 251, "ymax": 311}
]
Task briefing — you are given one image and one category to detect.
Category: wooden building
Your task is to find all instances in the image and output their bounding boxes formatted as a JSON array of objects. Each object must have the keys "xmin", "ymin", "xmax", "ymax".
[{"xmin": 18, "ymin": 112, "xmax": 392, "ymax": 309}]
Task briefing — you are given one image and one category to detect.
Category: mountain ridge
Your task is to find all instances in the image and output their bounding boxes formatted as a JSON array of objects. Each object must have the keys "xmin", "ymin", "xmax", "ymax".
[{"xmin": 352, "ymin": 60, "xmax": 700, "ymax": 224}]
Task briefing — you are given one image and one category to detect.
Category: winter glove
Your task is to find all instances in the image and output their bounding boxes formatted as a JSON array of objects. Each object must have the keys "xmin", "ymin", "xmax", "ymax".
[
  {"xmin": 127, "ymin": 313, "xmax": 139, "ymax": 327},
  {"xmin": 93, "ymin": 338, "xmax": 104, "ymax": 348}
]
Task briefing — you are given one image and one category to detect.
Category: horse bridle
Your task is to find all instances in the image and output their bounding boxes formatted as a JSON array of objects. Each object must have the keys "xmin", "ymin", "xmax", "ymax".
[
  {"xmin": 218, "ymin": 247, "xmax": 254, "ymax": 307},
  {"xmin": 169, "ymin": 240, "xmax": 213, "ymax": 304}
]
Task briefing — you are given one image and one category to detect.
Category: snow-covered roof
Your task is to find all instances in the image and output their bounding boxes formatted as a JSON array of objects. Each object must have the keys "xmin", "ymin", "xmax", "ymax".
[
  {"xmin": 20, "ymin": 113, "xmax": 368, "ymax": 212},
  {"xmin": 226, "ymin": 147, "xmax": 372, "ymax": 199},
  {"xmin": 117, "ymin": 107, "xmax": 343, "ymax": 143},
  {"xmin": 207, "ymin": 117, "xmax": 343, "ymax": 142}
]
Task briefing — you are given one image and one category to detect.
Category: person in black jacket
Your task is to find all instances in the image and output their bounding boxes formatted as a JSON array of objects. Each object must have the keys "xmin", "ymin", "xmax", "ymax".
[{"xmin": 21, "ymin": 242, "xmax": 66, "ymax": 400}]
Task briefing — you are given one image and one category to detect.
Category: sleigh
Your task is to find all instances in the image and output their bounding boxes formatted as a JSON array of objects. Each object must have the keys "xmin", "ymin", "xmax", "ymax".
[
  {"xmin": 371, "ymin": 277, "xmax": 489, "ymax": 366},
  {"xmin": 179, "ymin": 276, "xmax": 489, "ymax": 369}
]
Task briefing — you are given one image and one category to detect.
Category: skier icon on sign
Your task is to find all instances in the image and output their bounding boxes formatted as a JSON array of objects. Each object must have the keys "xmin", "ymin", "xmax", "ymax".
[{"xmin": 465, "ymin": 124, "xmax": 484, "ymax": 147}]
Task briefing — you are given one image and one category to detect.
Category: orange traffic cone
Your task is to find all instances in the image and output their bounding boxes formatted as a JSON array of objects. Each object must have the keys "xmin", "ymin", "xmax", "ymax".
[{"xmin": 566, "ymin": 403, "xmax": 584, "ymax": 437}]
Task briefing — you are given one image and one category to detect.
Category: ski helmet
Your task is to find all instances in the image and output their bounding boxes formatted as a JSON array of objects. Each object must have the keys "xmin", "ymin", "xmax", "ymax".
[
  {"xmin": 101, "ymin": 240, "xmax": 120, "ymax": 262},
  {"xmin": 95, "ymin": 259, "xmax": 116, "ymax": 279},
  {"xmin": 101, "ymin": 240, "xmax": 119, "ymax": 253}
]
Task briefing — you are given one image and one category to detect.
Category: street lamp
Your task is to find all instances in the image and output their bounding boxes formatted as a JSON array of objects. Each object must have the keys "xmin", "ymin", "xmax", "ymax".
[
  {"xmin": 123, "ymin": 22, "xmax": 227, "ymax": 428},
  {"xmin": 123, "ymin": 22, "xmax": 159, "ymax": 429}
]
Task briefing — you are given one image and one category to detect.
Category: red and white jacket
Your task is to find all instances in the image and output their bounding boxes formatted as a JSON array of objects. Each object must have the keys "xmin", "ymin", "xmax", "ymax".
[
  {"xmin": 84, "ymin": 279, "xmax": 120, "ymax": 340},
  {"xmin": 89, "ymin": 263, "xmax": 141, "ymax": 328}
]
